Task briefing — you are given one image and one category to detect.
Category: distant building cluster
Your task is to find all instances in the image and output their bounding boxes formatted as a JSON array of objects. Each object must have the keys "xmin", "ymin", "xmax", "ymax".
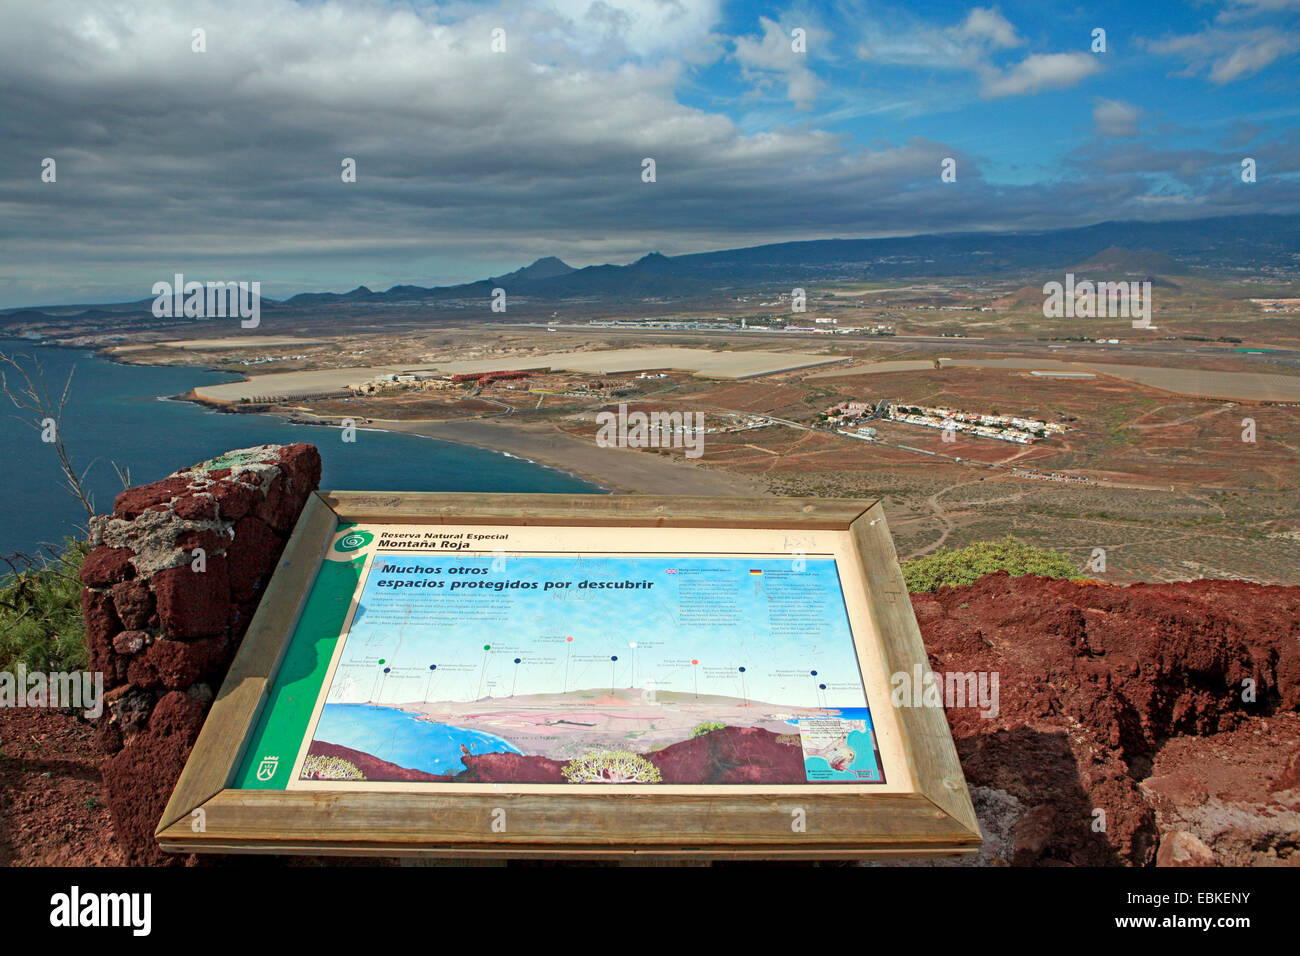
[
  {"xmin": 607, "ymin": 410, "xmax": 768, "ymax": 439},
  {"xmin": 885, "ymin": 403, "xmax": 1066, "ymax": 444},
  {"xmin": 237, "ymin": 353, "xmax": 307, "ymax": 366},
  {"xmin": 586, "ymin": 317, "xmax": 894, "ymax": 336},
  {"xmin": 346, "ymin": 367, "xmax": 647, "ymax": 399},
  {"xmin": 1250, "ymin": 298, "xmax": 1300, "ymax": 313},
  {"xmin": 350, "ymin": 371, "xmax": 431, "ymax": 394},
  {"xmin": 781, "ymin": 322, "xmax": 894, "ymax": 335},
  {"xmin": 817, "ymin": 396, "xmax": 1068, "ymax": 445},
  {"xmin": 823, "ymin": 401, "xmax": 877, "ymax": 426},
  {"xmin": 1011, "ymin": 467, "xmax": 1096, "ymax": 485},
  {"xmin": 449, "ymin": 370, "xmax": 531, "ymax": 384}
]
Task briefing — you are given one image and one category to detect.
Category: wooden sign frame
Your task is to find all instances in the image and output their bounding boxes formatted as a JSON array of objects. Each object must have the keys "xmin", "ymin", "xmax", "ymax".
[{"xmin": 157, "ymin": 491, "xmax": 980, "ymax": 861}]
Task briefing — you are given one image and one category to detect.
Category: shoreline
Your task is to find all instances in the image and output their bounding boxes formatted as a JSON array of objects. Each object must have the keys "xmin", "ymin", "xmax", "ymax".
[
  {"xmin": 256, "ymin": 407, "xmax": 770, "ymax": 497},
  {"xmin": 390, "ymin": 418, "xmax": 771, "ymax": 496},
  {"xmin": 79, "ymin": 339, "xmax": 760, "ymax": 497}
]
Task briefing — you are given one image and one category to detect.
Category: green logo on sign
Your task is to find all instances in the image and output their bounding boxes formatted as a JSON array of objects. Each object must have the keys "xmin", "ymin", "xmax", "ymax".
[{"xmin": 334, "ymin": 530, "xmax": 373, "ymax": 553}]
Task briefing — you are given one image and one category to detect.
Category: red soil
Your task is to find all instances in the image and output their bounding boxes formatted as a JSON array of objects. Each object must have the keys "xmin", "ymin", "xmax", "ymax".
[
  {"xmin": 0, "ymin": 707, "xmax": 122, "ymax": 865},
  {"xmin": 916, "ymin": 573, "xmax": 1300, "ymax": 865},
  {"xmin": 4, "ymin": 573, "xmax": 1297, "ymax": 865}
]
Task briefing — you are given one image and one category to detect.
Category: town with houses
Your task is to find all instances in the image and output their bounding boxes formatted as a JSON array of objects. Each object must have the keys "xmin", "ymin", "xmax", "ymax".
[
  {"xmin": 302, "ymin": 366, "xmax": 1073, "ymax": 451},
  {"xmin": 821, "ymin": 399, "xmax": 1069, "ymax": 445}
]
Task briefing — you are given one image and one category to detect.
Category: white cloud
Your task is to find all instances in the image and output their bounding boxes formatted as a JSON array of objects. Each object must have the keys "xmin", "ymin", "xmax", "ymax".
[
  {"xmin": 0, "ymin": 0, "xmax": 1290, "ymax": 308},
  {"xmin": 858, "ymin": 6, "xmax": 1018, "ymax": 68},
  {"xmin": 0, "ymin": 0, "xmax": 1005, "ymax": 305},
  {"xmin": 980, "ymin": 53, "xmax": 1102, "ymax": 98},
  {"xmin": 859, "ymin": 8, "xmax": 1096, "ymax": 99},
  {"xmin": 1210, "ymin": 34, "xmax": 1294, "ymax": 82},
  {"xmin": 539, "ymin": 0, "xmax": 725, "ymax": 59},
  {"xmin": 1148, "ymin": 26, "xmax": 1299, "ymax": 84},
  {"xmin": 954, "ymin": 7, "xmax": 1022, "ymax": 49},
  {"xmin": 733, "ymin": 15, "xmax": 824, "ymax": 109}
]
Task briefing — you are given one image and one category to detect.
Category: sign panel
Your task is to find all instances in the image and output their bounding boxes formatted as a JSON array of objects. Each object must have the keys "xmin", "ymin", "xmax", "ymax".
[
  {"xmin": 159, "ymin": 493, "xmax": 979, "ymax": 860},
  {"xmin": 235, "ymin": 524, "xmax": 901, "ymax": 792}
]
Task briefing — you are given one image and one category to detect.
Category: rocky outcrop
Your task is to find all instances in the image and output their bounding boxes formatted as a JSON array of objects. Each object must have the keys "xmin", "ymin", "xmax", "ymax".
[
  {"xmin": 72, "ymin": 451, "xmax": 1299, "ymax": 866},
  {"xmin": 647, "ymin": 725, "xmax": 805, "ymax": 784},
  {"xmin": 458, "ymin": 752, "xmax": 567, "ymax": 783},
  {"xmin": 915, "ymin": 573, "xmax": 1300, "ymax": 866},
  {"xmin": 79, "ymin": 443, "xmax": 321, "ymax": 864}
]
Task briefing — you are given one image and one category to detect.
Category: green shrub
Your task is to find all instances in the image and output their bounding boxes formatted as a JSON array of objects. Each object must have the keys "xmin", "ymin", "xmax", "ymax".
[
  {"xmin": 901, "ymin": 536, "xmax": 1083, "ymax": 593},
  {"xmin": 0, "ymin": 539, "xmax": 89, "ymax": 672},
  {"xmin": 690, "ymin": 721, "xmax": 726, "ymax": 737},
  {"xmin": 301, "ymin": 754, "xmax": 366, "ymax": 781},
  {"xmin": 562, "ymin": 750, "xmax": 662, "ymax": 783}
]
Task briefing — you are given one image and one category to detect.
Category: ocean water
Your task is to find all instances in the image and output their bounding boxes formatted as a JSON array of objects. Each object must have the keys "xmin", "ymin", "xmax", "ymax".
[
  {"xmin": 0, "ymin": 339, "xmax": 598, "ymax": 555},
  {"xmin": 311, "ymin": 702, "xmax": 521, "ymax": 776}
]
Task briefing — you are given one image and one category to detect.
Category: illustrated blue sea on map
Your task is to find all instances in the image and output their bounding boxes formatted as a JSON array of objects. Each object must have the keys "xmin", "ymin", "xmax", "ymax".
[
  {"xmin": 796, "ymin": 707, "xmax": 884, "ymax": 782},
  {"xmin": 309, "ymin": 702, "xmax": 520, "ymax": 777},
  {"xmin": 304, "ymin": 554, "xmax": 889, "ymax": 785}
]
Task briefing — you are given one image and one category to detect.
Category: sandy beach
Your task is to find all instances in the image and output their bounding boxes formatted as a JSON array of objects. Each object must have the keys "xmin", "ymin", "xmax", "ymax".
[{"xmin": 377, "ymin": 416, "xmax": 771, "ymax": 497}]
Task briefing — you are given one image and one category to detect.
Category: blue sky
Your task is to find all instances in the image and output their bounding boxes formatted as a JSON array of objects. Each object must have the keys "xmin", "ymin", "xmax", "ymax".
[
  {"xmin": 1, "ymin": 0, "xmax": 1297, "ymax": 307},
  {"xmin": 328, "ymin": 554, "xmax": 870, "ymax": 709}
]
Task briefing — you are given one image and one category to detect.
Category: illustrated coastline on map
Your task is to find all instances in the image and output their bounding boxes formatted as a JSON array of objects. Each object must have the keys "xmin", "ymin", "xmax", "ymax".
[{"xmin": 298, "ymin": 553, "xmax": 887, "ymax": 786}]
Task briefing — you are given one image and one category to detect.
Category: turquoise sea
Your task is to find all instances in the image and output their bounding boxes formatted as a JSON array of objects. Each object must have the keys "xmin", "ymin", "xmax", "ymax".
[
  {"xmin": 0, "ymin": 339, "xmax": 598, "ymax": 555},
  {"xmin": 790, "ymin": 707, "xmax": 885, "ymax": 782},
  {"xmin": 312, "ymin": 702, "xmax": 521, "ymax": 776}
]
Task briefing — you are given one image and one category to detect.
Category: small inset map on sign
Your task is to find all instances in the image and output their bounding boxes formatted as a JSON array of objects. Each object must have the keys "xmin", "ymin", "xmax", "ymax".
[{"xmin": 798, "ymin": 709, "xmax": 882, "ymax": 782}]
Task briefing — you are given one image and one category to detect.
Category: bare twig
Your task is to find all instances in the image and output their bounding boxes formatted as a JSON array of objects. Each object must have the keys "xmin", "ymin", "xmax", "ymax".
[{"xmin": 0, "ymin": 350, "xmax": 95, "ymax": 517}]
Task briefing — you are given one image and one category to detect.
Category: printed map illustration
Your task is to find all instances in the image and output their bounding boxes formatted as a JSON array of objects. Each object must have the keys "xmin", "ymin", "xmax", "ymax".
[{"xmin": 299, "ymin": 553, "xmax": 886, "ymax": 785}]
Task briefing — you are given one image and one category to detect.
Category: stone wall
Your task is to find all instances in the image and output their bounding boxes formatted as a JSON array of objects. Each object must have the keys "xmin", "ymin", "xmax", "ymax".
[{"xmin": 78, "ymin": 443, "xmax": 321, "ymax": 864}]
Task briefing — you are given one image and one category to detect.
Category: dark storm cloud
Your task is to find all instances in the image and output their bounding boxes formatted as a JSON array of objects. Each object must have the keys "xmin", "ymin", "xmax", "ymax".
[{"xmin": 1, "ymin": 0, "xmax": 1297, "ymax": 307}]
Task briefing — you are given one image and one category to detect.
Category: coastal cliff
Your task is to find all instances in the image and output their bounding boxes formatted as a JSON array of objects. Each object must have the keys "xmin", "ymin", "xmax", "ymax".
[{"xmin": 35, "ymin": 443, "xmax": 1298, "ymax": 865}]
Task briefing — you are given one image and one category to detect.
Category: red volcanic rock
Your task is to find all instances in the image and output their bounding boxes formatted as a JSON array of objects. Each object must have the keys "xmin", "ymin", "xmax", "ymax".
[
  {"xmin": 173, "ymin": 527, "xmax": 225, "ymax": 556},
  {"xmin": 101, "ymin": 691, "xmax": 206, "ymax": 866},
  {"xmin": 1156, "ymin": 830, "xmax": 1216, "ymax": 867},
  {"xmin": 246, "ymin": 444, "xmax": 321, "ymax": 532},
  {"xmin": 648, "ymin": 726, "xmax": 805, "ymax": 784},
  {"xmin": 277, "ymin": 443, "xmax": 322, "ymax": 494},
  {"xmin": 1275, "ymin": 749, "xmax": 1300, "ymax": 793},
  {"xmin": 253, "ymin": 475, "xmax": 290, "ymax": 531},
  {"xmin": 110, "ymin": 580, "xmax": 154, "ymax": 630},
  {"xmin": 211, "ymin": 479, "xmax": 257, "ymax": 520},
  {"xmin": 149, "ymin": 690, "xmax": 207, "ymax": 743},
  {"xmin": 917, "ymin": 572, "xmax": 1300, "ymax": 866},
  {"xmin": 81, "ymin": 588, "xmax": 122, "ymax": 684},
  {"xmin": 1011, "ymin": 804, "xmax": 1058, "ymax": 866},
  {"xmin": 104, "ymin": 685, "xmax": 154, "ymax": 740},
  {"xmin": 82, "ymin": 444, "xmax": 325, "ymax": 866},
  {"xmin": 226, "ymin": 516, "xmax": 281, "ymax": 601},
  {"xmin": 151, "ymin": 557, "xmax": 230, "ymax": 638},
  {"xmin": 80, "ymin": 546, "xmax": 135, "ymax": 587},
  {"xmin": 127, "ymin": 637, "xmax": 224, "ymax": 691},
  {"xmin": 457, "ymin": 752, "xmax": 567, "ymax": 783},
  {"xmin": 172, "ymin": 494, "xmax": 217, "ymax": 521},
  {"xmin": 112, "ymin": 630, "xmax": 147, "ymax": 656},
  {"xmin": 307, "ymin": 741, "xmax": 452, "ymax": 783},
  {"xmin": 112, "ymin": 476, "xmax": 194, "ymax": 520}
]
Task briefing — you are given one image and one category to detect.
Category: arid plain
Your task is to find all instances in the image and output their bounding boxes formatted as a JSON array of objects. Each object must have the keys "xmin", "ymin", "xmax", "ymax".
[{"xmin": 63, "ymin": 267, "xmax": 1300, "ymax": 587}]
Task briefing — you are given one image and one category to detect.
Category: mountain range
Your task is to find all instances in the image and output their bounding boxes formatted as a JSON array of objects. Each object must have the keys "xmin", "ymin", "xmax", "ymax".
[{"xmin": 6, "ymin": 213, "xmax": 1298, "ymax": 319}]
